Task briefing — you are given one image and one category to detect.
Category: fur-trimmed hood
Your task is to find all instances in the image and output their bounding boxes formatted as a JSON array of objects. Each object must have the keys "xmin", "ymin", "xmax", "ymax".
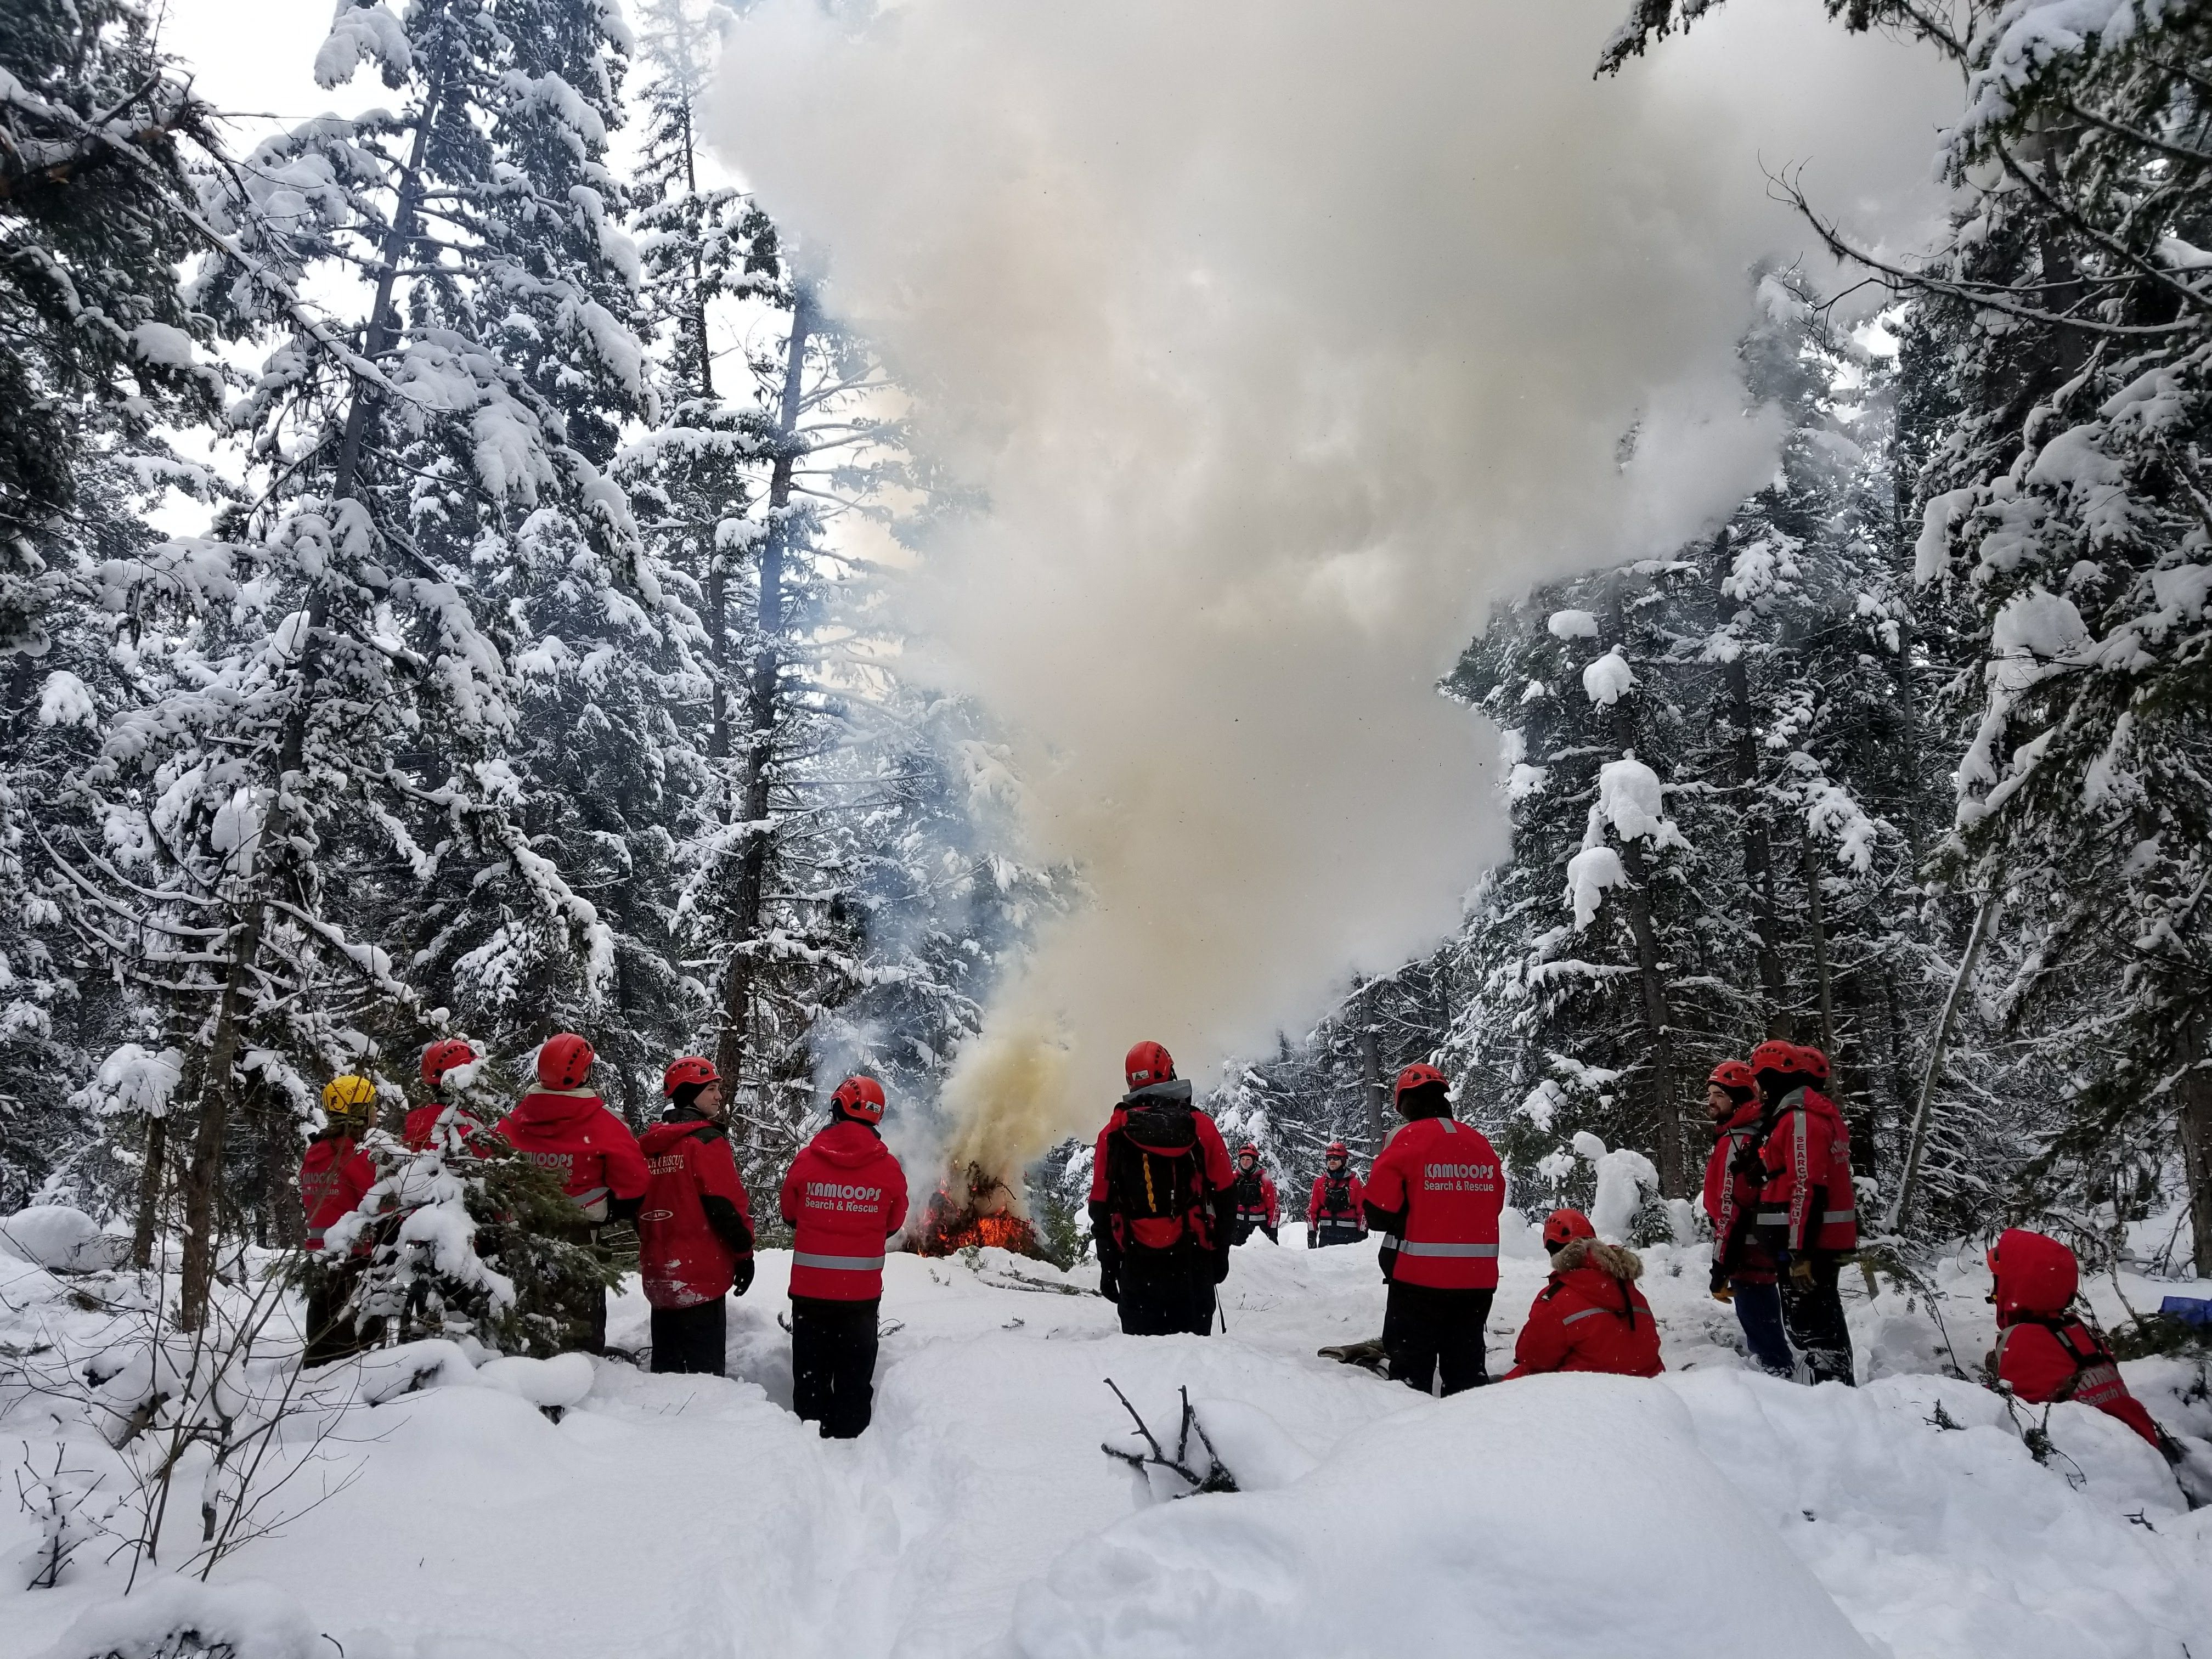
[{"xmin": 1550, "ymin": 1237, "xmax": 1643, "ymax": 1282}]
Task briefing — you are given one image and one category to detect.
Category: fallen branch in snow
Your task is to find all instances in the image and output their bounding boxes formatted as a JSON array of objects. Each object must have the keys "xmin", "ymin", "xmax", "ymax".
[{"xmin": 1098, "ymin": 1379, "xmax": 1238, "ymax": 1496}]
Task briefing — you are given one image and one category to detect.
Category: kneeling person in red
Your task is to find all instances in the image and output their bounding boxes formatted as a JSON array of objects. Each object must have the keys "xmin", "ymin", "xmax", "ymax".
[
  {"xmin": 1506, "ymin": 1210, "xmax": 1663, "ymax": 1380},
  {"xmin": 1364, "ymin": 1063, "xmax": 1503, "ymax": 1395},
  {"xmin": 639, "ymin": 1056, "xmax": 755, "ymax": 1377},
  {"xmin": 780, "ymin": 1076, "xmax": 909, "ymax": 1438},
  {"xmin": 1987, "ymin": 1228, "xmax": 2165, "ymax": 1452}
]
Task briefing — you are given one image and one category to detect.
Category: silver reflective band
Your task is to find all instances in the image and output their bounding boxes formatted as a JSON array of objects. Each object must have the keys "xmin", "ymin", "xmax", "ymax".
[
  {"xmin": 1823, "ymin": 1209, "xmax": 1856, "ymax": 1223},
  {"xmin": 792, "ymin": 1251, "xmax": 887, "ymax": 1272},
  {"xmin": 1379, "ymin": 1234, "xmax": 1402, "ymax": 1251},
  {"xmin": 571, "ymin": 1185, "xmax": 610, "ymax": 1208},
  {"xmin": 1560, "ymin": 1307, "xmax": 1606, "ymax": 1325},
  {"xmin": 1395, "ymin": 1240, "xmax": 1499, "ymax": 1258},
  {"xmin": 1756, "ymin": 1211, "xmax": 1789, "ymax": 1225}
]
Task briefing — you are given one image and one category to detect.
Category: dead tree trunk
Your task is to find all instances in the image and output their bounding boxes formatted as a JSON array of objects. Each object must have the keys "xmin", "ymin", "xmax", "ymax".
[
  {"xmin": 131, "ymin": 1110, "xmax": 166, "ymax": 1271},
  {"xmin": 179, "ymin": 84, "xmax": 442, "ymax": 1328},
  {"xmin": 1714, "ymin": 531, "xmax": 1790, "ymax": 1037},
  {"xmin": 1888, "ymin": 888, "xmax": 2001, "ymax": 1234},
  {"xmin": 714, "ymin": 285, "xmax": 816, "ymax": 1096}
]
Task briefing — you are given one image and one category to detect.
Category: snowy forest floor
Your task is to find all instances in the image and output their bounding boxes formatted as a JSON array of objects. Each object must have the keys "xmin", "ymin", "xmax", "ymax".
[{"xmin": 5, "ymin": 1229, "xmax": 2212, "ymax": 1659}]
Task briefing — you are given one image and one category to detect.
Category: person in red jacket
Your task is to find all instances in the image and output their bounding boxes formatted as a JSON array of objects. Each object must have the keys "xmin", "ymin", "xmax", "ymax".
[
  {"xmin": 1987, "ymin": 1228, "xmax": 2166, "ymax": 1452},
  {"xmin": 1364, "ymin": 1062, "xmax": 1504, "ymax": 1395},
  {"xmin": 404, "ymin": 1038, "xmax": 491, "ymax": 1153},
  {"xmin": 1749, "ymin": 1041, "xmax": 1857, "ymax": 1385},
  {"xmin": 780, "ymin": 1076, "xmax": 909, "ymax": 1437},
  {"xmin": 638, "ymin": 1056, "xmax": 756, "ymax": 1377},
  {"xmin": 496, "ymin": 1034, "xmax": 648, "ymax": 1355},
  {"xmin": 1506, "ymin": 1209, "xmax": 1663, "ymax": 1381},
  {"xmin": 1702, "ymin": 1057, "xmax": 1791, "ymax": 1378},
  {"xmin": 1231, "ymin": 1144, "xmax": 1281, "ymax": 1244},
  {"xmin": 1307, "ymin": 1142, "xmax": 1366, "ymax": 1249},
  {"xmin": 1090, "ymin": 1041, "xmax": 1238, "ymax": 1336},
  {"xmin": 300, "ymin": 1075, "xmax": 381, "ymax": 1366}
]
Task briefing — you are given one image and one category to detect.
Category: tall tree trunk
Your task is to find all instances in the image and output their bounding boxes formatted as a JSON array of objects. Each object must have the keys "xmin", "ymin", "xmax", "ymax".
[
  {"xmin": 714, "ymin": 286, "xmax": 816, "ymax": 1095},
  {"xmin": 1799, "ymin": 827, "xmax": 1838, "ymax": 1063},
  {"xmin": 1888, "ymin": 888, "xmax": 2002, "ymax": 1234},
  {"xmin": 1607, "ymin": 582, "xmax": 1686, "ymax": 1199},
  {"xmin": 2177, "ymin": 1005, "xmax": 2212, "ymax": 1277},
  {"xmin": 1357, "ymin": 979, "xmax": 1384, "ymax": 1137},
  {"xmin": 179, "ymin": 83, "xmax": 442, "ymax": 1328},
  {"xmin": 1714, "ymin": 531, "xmax": 1790, "ymax": 1035},
  {"xmin": 131, "ymin": 1109, "xmax": 166, "ymax": 1271}
]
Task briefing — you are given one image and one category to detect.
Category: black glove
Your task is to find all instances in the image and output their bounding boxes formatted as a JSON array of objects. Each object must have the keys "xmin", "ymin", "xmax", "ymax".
[
  {"xmin": 1097, "ymin": 1258, "xmax": 1120, "ymax": 1303},
  {"xmin": 1212, "ymin": 1248, "xmax": 1232, "ymax": 1285},
  {"xmin": 1378, "ymin": 1244, "xmax": 1398, "ymax": 1282},
  {"xmin": 731, "ymin": 1255, "xmax": 755, "ymax": 1297},
  {"xmin": 1263, "ymin": 1225, "xmax": 1279, "ymax": 1244}
]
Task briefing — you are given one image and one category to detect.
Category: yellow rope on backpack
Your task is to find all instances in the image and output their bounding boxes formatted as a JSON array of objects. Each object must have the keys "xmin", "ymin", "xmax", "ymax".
[{"xmin": 1143, "ymin": 1156, "xmax": 1157, "ymax": 1214}]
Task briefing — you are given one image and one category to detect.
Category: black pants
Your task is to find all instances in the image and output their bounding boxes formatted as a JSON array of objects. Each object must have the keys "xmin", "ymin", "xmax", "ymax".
[
  {"xmin": 1118, "ymin": 1255, "xmax": 1217, "ymax": 1336},
  {"xmin": 1383, "ymin": 1282, "xmax": 1491, "ymax": 1396},
  {"xmin": 1780, "ymin": 1253, "xmax": 1855, "ymax": 1385},
  {"xmin": 792, "ymin": 1295, "xmax": 881, "ymax": 1438},
  {"xmin": 1312, "ymin": 1220, "xmax": 1362, "ymax": 1249},
  {"xmin": 650, "ymin": 1300, "xmax": 727, "ymax": 1376},
  {"xmin": 302, "ymin": 1261, "xmax": 380, "ymax": 1367}
]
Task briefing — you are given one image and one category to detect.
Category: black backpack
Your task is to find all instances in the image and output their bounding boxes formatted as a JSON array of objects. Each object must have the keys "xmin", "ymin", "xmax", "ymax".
[{"xmin": 1103, "ymin": 1105, "xmax": 1209, "ymax": 1256}]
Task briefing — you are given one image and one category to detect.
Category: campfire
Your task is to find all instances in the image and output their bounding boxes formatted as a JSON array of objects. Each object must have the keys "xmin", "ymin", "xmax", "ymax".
[{"xmin": 913, "ymin": 1163, "xmax": 1043, "ymax": 1257}]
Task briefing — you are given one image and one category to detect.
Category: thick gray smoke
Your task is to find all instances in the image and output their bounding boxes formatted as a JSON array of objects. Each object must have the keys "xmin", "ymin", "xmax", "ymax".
[{"xmin": 710, "ymin": 0, "xmax": 1950, "ymax": 1177}]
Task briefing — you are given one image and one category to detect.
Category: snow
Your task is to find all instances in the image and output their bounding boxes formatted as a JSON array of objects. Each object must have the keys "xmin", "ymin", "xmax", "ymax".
[
  {"xmin": 1990, "ymin": 586, "xmax": 2090, "ymax": 690},
  {"xmin": 33, "ymin": 1578, "xmax": 329, "ymax": 1659},
  {"xmin": 126, "ymin": 324, "xmax": 198, "ymax": 373},
  {"xmin": 1570, "ymin": 1130, "xmax": 1658, "ymax": 1240},
  {"xmin": 1563, "ymin": 844, "xmax": 1627, "ymax": 928},
  {"xmin": 35, "ymin": 672, "xmax": 95, "ymax": 728},
  {"xmin": 1596, "ymin": 753, "xmax": 1684, "ymax": 846},
  {"xmin": 1581, "ymin": 645, "xmax": 1637, "ymax": 705},
  {"xmin": 0, "ymin": 1207, "xmax": 123, "ymax": 1273},
  {"xmin": 5, "ymin": 1238, "xmax": 2210, "ymax": 1659},
  {"xmin": 1546, "ymin": 608, "xmax": 1598, "ymax": 640}
]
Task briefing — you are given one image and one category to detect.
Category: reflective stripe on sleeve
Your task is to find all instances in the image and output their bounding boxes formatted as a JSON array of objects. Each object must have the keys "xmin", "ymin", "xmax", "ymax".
[
  {"xmin": 571, "ymin": 1185, "xmax": 610, "ymax": 1210},
  {"xmin": 1394, "ymin": 1240, "xmax": 1498, "ymax": 1259},
  {"xmin": 1559, "ymin": 1307, "xmax": 1607, "ymax": 1325},
  {"xmin": 1756, "ymin": 1211, "xmax": 1788, "ymax": 1225},
  {"xmin": 792, "ymin": 1250, "xmax": 887, "ymax": 1272}
]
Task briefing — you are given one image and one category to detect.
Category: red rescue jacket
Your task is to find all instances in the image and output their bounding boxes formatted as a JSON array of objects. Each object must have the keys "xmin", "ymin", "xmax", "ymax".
[
  {"xmin": 1308, "ymin": 1169, "xmax": 1367, "ymax": 1237},
  {"xmin": 1703, "ymin": 1101, "xmax": 1774, "ymax": 1283},
  {"xmin": 1364, "ymin": 1114, "xmax": 1504, "ymax": 1290},
  {"xmin": 637, "ymin": 1116, "xmax": 755, "ymax": 1309},
  {"xmin": 1754, "ymin": 1086, "xmax": 1859, "ymax": 1254},
  {"xmin": 1232, "ymin": 1166, "xmax": 1279, "ymax": 1231},
  {"xmin": 1087, "ymin": 1083, "xmax": 1235, "ymax": 1260},
  {"xmin": 403, "ymin": 1101, "xmax": 490, "ymax": 1153},
  {"xmin": 496, "ymin": 1088, "xmax": 648, "ymax": 1222},
  {"xmin": 1506, "ymin": 1239, "xmax": 1664, "ymax": 1380},
  {"xmin": 300, "ymin": 1133, "xmax": 376, "ymax": 1252},
  {"xmin": 1989, "ymin": 1228, "xmax": 2162, "ymax": 1450},
  {"xmin": 780, "ymin": 1118, "xmax": 909, "ymax": 1302}
]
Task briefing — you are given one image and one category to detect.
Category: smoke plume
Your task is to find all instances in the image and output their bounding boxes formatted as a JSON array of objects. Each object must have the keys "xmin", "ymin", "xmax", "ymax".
[{"xmin": 710, "ymin": 1, "xmax": 1951, "ymax": 1177}]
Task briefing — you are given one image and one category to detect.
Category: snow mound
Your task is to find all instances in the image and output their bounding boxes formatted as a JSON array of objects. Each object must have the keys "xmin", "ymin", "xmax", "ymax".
[
  {"xmin": 1010, "ymin": 1376, "xmax": 1872, "ymax": 1658},
  {"xmin": 0, "ymin": 1206, "xmax": 125, "ymax": 1273},
  {"xmin": 475, "ymin": 1352, "xmax": 596, "ymax": 1411},
  {"xmin": 35, "ymin": 1578, "xmax": 325, "ymax": 1659}
]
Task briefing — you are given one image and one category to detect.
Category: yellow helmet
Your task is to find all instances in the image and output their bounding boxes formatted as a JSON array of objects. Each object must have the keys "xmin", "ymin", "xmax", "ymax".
[{"xmin": 321, "ymin": 1075, "xmax": 378, "ymax": 1120}]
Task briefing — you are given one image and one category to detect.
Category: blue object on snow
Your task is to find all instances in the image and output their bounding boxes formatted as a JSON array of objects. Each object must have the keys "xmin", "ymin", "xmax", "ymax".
[{"xmin": 2157, "ymin": 1296, "xmax": 2212, "ymax": 1328}]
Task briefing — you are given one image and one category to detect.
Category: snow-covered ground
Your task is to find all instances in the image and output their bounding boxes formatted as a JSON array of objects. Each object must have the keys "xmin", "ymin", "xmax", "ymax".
[{"xmin": 4, "ymin": 1226, "xmax": 2211, "ymax": 1659}]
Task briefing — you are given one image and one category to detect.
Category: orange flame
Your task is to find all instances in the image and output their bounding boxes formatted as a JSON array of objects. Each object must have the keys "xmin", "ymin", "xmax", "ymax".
[{"xmin": 912, "ymin": 1163, "xmax": 1042, "ymax": 1258}]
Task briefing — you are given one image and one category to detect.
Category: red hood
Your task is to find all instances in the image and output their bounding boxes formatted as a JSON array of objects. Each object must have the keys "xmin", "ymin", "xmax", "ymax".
[
  {"xmin": 640, "ymin": 1117, "xmax": 718, "ymax": 1155},
  {"xmin": 510, "ymin": 1089, "xmax": 606, "ymax": 1130},
  {"xmin": 1713, "ymin": 1101, "xmax": 1761, "ymax": 1138},
  {"xmin": 1990, "ymin": 1227, "xmax": 2078, "ymax": 1318},
  {"xmin": 808, "ymin": 1118, "xmax": 890, "ymax": 1169}
]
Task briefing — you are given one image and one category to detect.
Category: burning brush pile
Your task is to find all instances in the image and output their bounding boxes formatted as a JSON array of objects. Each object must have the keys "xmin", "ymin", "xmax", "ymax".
[{"xmin": 911, "ymin": 1163, "xmax": 1043, "ymax": 1258}]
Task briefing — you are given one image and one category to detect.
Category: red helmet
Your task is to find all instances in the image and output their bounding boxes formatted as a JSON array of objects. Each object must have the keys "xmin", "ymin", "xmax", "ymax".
[
  {"xmin": 832, "ymin": 1075, "xmax": 886, "ymax": 1124},
  {"xmin": 421, "ymin": 1037, "xmax": 476, "ymax": 1088},
  {"xmin": 1748, "ymin": 1039, "xmax": 1808, "ymax": 1081},
  {"xmin": 1325, "ymin": 1141, "xmax": 1348, "ymax": 1159},
  {"xmin": 1542, "ymin": 1208, "xmax": 1597, "ymax": 1251},
  {"xmin": 662, "ymin": 1056, "xmax": 718, "ymax": 1097},
  {"xmin": 1794, "ymin": 1045, "xmax": 1831, "ymax": 1085},
  {"xmin": 1238, "ymin": 1143, "xmax": 1259, "ymax": 1160},
  {"xmin": 537, "ymin": 1033, "xmax": 595, "ymax": 1090},
  {"xmin": 1393, "ymin": 1062, "xmax": 1448, "ymax": 1111},
  {"xmin": 1125, "ymin": 1041, "xmax": 1175, "ymax": 1087},
  {"xmin": 1707, "ymin": 1059, "xmax": 1756, "ymax": 1093}
]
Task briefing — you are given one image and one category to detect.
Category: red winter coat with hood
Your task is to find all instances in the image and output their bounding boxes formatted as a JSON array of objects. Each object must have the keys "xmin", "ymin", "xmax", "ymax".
[
  {"xmin": 638, "ymin": 1115, "xmax": 755, "ymax": 1308},
  {"xmin": 1506, "ymin": 1238, "xmax": 1664, "ymax": 1380},
  {"xmin": 1703, "ymin": 1099, "xmax": 1775, "ymax": 1284},
  {"xmin": 1364, "ymin": 1113, "xmax": 1504, "ymax": 1290},
  {"xmin": 1989, "ymin": 1228, "xmax": 2162, "ymax": 1450},
  {"xmin": 1308, "ymin": 1169, "xmax": 1367, "ymax": 1236},
  {"xmin": 300, "ymin": 1132, "xmax": 377, "ymax": 1252},
  {"xmin": 780, "ymin": 1118, "xmax": 909, "ymax": 1301},
  {"xmin": 1755, "ymin": 1086, "xmax": 1859, "ymax": 1254},
  {"xmin": 496, "ymin": 1088, "xmax": 648, "ymax": 1222}
]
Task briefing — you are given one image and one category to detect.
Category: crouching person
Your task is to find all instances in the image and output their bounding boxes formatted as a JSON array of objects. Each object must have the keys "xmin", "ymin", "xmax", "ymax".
[
  {"xmin": 1987, "ymin": 1228, "xmax": 2166, "ymax": 1453},
  {"xmin": 1505, "ymin": 1210, "xmax": 1663, "ymax": 1380},
  {"xmin": 639, "ymin": 1057, "xmax": 755, "ymax": 1376},
  {"xmin": 781, "ymin": 1076, "xmax": 909, "ymax": 1438}
]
